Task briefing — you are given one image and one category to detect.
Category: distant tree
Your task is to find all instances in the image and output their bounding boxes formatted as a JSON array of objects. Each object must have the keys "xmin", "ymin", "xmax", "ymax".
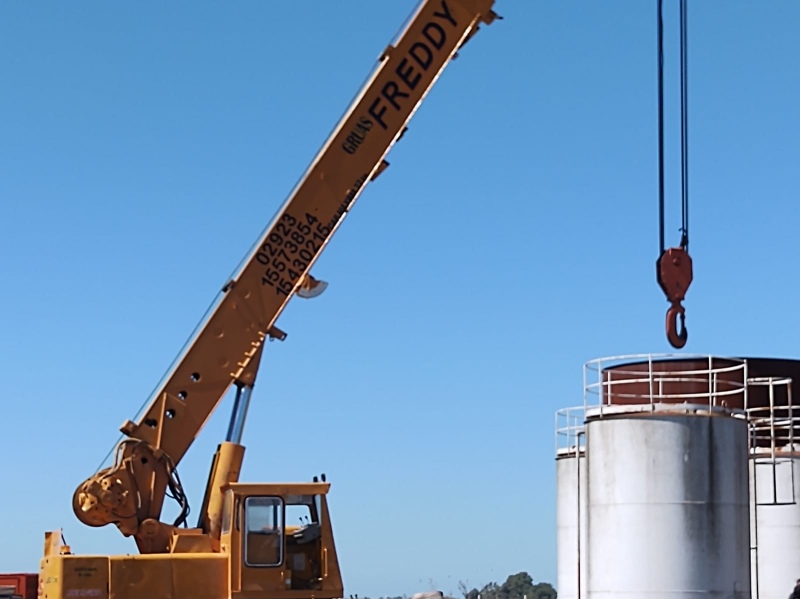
[
  {"xmin": 365, "ymin": 571, "xmax": 556, "ymax": 599},
  {"xmin": 458, "ymin": 580, "xmax": 480, "ymax": 599},
  {"xmin": 502, "ymin": 572, "xmax": 533, "ymax": 599},
  {"xmin": 459, "ymin": 572, "xmax": 556, "ymax": 599}
]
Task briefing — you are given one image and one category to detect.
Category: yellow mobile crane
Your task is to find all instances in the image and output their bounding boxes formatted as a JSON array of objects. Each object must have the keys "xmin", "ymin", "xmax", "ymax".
[{"xmin": 38, "ymin": 1, "xmax": 500, "ymax": 598}]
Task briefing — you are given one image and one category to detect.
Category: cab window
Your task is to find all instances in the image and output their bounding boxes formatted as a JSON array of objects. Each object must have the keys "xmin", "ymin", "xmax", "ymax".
[
  {"xmin": 244, "ymin": 496, "xmax": 284, "ymax": 567},
  {"xmin": 285, "ymin": 494, "xmax": 318, "ymax": 528}
]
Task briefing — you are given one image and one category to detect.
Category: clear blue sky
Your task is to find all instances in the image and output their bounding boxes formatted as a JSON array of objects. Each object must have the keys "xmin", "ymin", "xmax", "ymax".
[{"xmin": 1, "ymin": 0, "xmax": 798, "ymax": 596}]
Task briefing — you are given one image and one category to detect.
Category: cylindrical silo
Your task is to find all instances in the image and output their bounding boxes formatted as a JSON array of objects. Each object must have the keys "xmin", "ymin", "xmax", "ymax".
[
  {"xmin": 747, "ymin": 376, "xmax": 800, "ymax": 599},
  {"xmin": 585, "ymin": 403, "xmax": 751, "ymax": 599},
  {"xmin": 555, "ymin": 407, "xmax": 587, "ymax": 599},
  {"xmin": 556, "ymin": 448, "xmax": 586, "ymax": 599},
  {"xmin": 750, "ymin": 455, "xmax": 800, "ymax": 599}
]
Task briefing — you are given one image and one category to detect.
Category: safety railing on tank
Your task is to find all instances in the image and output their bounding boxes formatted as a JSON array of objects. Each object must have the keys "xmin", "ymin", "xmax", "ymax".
[
  {"xmin": 554, "ymin": 353, "xmax": 751, "ymax": 458},
  {"xmin": 555, "ymin": 405, "xmax": 586, "ymax": 457},
  {"xmin": 746, "ymin": 376, "xmax": 799, "ymax": 457},
  {"xmin": 584, "ymin": 353, "xmax": 748, "ymax": 418}
]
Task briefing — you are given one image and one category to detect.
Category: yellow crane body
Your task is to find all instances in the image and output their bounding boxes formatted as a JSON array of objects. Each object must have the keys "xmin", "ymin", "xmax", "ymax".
[
  {"xmin": 42, "ymin": 482, "xmax": 343, "ymax": 599},
  {"xmin": 37, "ymin": 1, "xmax": 499, "ymax": 598}
]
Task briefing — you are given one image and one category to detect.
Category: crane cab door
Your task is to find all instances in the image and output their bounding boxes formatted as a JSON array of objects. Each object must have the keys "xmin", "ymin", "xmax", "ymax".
[
  {"xmin": 221, "ymin": 487, "xmax": 343, "ymax": 597},
  {"xmin": 243, "ymin": 494, "xmax": 323, "ymax": 590}
]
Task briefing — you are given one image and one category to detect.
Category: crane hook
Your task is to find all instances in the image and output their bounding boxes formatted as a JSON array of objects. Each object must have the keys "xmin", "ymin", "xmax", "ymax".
[
  {"xmin": 656, "ymin": 246, "xmax": 693, "ymax": 349},
  {"xmin": 666, "ymin": 303, "xmax": 687, "ymax": 349}
]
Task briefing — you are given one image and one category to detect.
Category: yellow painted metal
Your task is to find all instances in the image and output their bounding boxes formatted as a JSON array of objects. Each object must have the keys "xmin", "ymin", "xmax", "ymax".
[
  {"xmin": 113, "ymin": 0, "xmax": 499, "ymax": 474},
  {"xmin": 49, "ymin": 1, "xmax": 500, "ymax": 598},
  {"xmin": 40, "ymin": 555, "xmax": 109, "ymax": 599},
  {"xmin": 43, "ymin": 530, "xmax": 70, "ymax": 558},
  {"xmin": 168, "ymin": 529, "xmax": 214, "ymax": 554},
  {"xmin": 198, "ymin": 441, "xmax": 246, "ymax": 545},
  {"xmin": 221, "ymin": 482, "xmax": 344, "ymax": 598},
  {"xmin": 70, "ymin": 0, "xmax": 499, "ymax": 551},
  {"xmin": 46, "ymin": 482, "xmax": 343, "ymax": 598},
  {"xmin": 41, "ymin": 553, "xmax": 227, "ymax": 599},
  {"xmin": 109, "ymin": 554, "xmax": 228, "ymax": 599}
]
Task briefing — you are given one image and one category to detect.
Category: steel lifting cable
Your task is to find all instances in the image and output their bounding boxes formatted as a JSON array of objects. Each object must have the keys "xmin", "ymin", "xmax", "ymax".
[
  {"xmin": 657, "ymin": 0, "xmax": 665, "ymax": 255},
  {"xmin": 679, "ymin": 0, "xmax": 689, "ymax": 250},
  {"xmin": 656, "ymin": 0, "xmax": 694, "ymax": 349}
]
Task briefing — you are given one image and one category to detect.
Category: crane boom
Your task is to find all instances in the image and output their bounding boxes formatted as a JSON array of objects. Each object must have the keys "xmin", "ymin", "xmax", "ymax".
[{"xmin": 72, "ymin": 0, "xmax": 499, "ymax": 554}]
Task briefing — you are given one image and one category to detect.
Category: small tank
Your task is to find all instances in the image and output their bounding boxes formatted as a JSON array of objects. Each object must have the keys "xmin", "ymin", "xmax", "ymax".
[
  {"xmin": 746, "ymin": 374, "xmax": 800, "ymax": 599},
  {"xmin": 555, "ymin": 409, "xmax": 586, "ymax": 599}
]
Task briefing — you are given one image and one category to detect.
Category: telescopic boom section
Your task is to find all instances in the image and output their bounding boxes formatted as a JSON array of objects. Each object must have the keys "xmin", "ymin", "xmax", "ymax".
[{"xmin": 72, "ymin": 0, "xmax": 499, "ymax": 553}]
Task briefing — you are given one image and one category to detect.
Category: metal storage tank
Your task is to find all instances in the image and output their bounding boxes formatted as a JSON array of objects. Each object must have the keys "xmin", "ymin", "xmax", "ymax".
[
  {"xmin": 556, "ymin": 354, "xmax": 753, "ymax": 599},
  {"xmin": 747, "ymin": 375, "xmax": 800, "ymax": 599},
  {"xmin": 555, "ymin": 407, "xmax": 586, "ymax": 599},
  {"xmin": 585, "ymin": 403, "xmax": 750, "ymax": 598}
]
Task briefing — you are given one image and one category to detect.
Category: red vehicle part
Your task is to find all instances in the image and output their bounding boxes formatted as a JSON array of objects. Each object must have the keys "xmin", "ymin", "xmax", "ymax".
[
  {"xmin": 0, "ymin": 573, "xmax": 38, "ymax": 599},
  {"xmin": 657, "ymin": 246, "xmax": 693, "ymax": 349}
]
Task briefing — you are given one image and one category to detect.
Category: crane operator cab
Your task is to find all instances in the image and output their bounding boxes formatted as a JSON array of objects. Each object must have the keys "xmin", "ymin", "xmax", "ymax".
[{"xmin": 221, "ymin": 480, "xmax": 343, "ymax": 597}]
